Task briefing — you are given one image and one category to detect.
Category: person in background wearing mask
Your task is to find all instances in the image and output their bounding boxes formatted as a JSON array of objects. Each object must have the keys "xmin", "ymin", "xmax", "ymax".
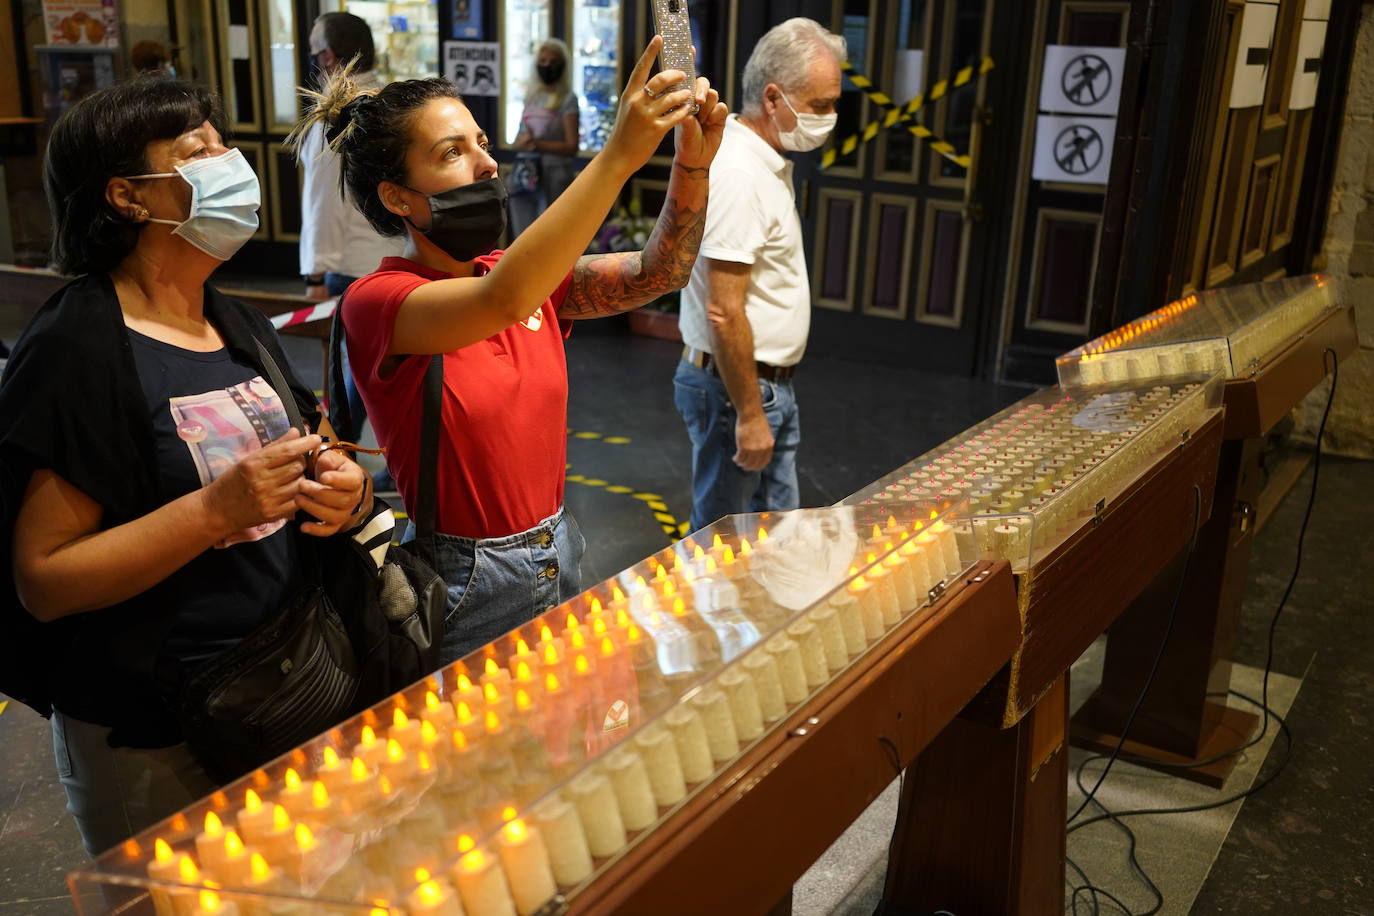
[
  {"xmin": 300, "ymin": 12, "xmax": 406, "ymax": 466},
  {"xmin": 0, "ymin": 78, "xmax": 369, "ymax": 855},
  {"xmin": 508, "ymin": 38, "xmax": 579, "ymax": 238},
  {"xmin": 673, "ymin": 17, "xmax": 843, "ymax": 532},
  {"xmin": 292, "ymin": 38, "xmax": 727, "ymax": 664}
]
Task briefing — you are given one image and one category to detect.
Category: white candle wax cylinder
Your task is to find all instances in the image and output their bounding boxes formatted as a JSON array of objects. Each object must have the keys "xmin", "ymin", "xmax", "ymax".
[
  {"xmin": 882, "ymin": 554, "xmax": 917, "ymax": 618},
  {"xmin": 915, "ymin": 532, "xmax": 948, "ymax": 583},
  {"xmin": 235, "ymin": 792, "xmax": 275, "ymax": 846},
  {"xmin": 452, "ymin": 847, "xmax": 518, "ymax": 916},
  {"xmin": 193, "ymin": 819, "xmax": 229, "ymax": 878},
  {"xmin": 829, "ymin": 593, "xmax": 868, "ymax": 656},
  {"xmin": 603, "ymin": 750, "xmax": 658, "ymax": 831},
  {"xmin": 689, "ymin": 687, "xmax": 740, "ymax": 762},
  {"xmin": 808, "ymin": 605, "xmax": 849, "ymax": 673},
  {"xmin": 717, "ymin": 668, "xmax": 765, "ymax": 741},
  {"xmin": 145, "ymin": 843, "xmax": 183, "ymax": 916},
  {"xmin": 407, "ymin": 878, "xmax": 467, "ymax": 916},
  {"xmin": 663, "ymin": 705, "xmax": 715, "ymax": 784},
  {"xmin": 932, "ymin": 521, "xmax": 961, "ymax": 571},
  {"xmin": 870, "ymin": 567, "xmax": 901, "ymax": 629},
  {"xmin": 497, "ymin": 820, "xmax": 558, "ymax": 916},
  {"xmin": 765, "ymin": 637, "xmax": 809, "ymax": 705},
  {"xmin": 786, "ymin": 620, "xmax": 830, "ymax": 688},
  {"xmin": 531, "ymin": 797, "xmax": 593, "ymax": 886},
  {"xmin": 567, "ymin": 772, "xmax": 627, "ymax": 857},
  {"xmin": 743, "ymin": 650, "xmax": 787, "ymax": 722},
  {"xmin": 633, "ymin": 725, "xmax": 687, "ymax": 806}
]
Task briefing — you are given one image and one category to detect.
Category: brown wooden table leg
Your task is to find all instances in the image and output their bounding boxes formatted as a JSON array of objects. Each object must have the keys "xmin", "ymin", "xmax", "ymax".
[
  {"xmin": 883, "ymin": 675, "xmax": 1068, "ymax": 916},
  {"xmin": 1070, "ymin": 437, "xmax": 1261, "ymax": 787}
]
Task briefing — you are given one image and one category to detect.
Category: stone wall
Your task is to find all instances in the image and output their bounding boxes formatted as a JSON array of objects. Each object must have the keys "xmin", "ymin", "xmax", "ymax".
[{"xmin": 1295, "ymin": 4, "xmax": 1374, "ymax": 459}]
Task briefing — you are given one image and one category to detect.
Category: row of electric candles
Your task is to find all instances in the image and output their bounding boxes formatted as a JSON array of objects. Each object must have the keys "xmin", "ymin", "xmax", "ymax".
[{"xmin": 138, "ymin": 517, "xmax": 959, "ymax": 916}]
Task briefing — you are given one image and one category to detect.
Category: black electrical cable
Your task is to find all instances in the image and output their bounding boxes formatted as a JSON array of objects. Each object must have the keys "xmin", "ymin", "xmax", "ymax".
[{"xmin": 1067, "ymin": 483, "xmax": 1203, "ymax": 826}]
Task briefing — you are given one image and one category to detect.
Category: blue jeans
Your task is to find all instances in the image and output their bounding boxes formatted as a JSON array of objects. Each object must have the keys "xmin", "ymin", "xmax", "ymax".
[
  {"xmin": 432, "ymin": 507, "xmax": 586, "ymax": 666},
  {"xmin": 325, "ymin": 272, "xmax": 367, "ymax": 434},
  {"xmin": 673, "ymin": 359, "xmax": 801, "ymax": 532}
]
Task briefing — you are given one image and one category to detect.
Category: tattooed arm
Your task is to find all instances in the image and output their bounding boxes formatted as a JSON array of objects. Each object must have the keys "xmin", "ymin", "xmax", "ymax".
[{"xmin": 559, "ymin": 161, "xmax": 709, "ymax": 318}]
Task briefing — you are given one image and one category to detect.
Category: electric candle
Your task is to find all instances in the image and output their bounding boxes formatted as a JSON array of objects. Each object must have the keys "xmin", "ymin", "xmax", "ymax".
[
  {"xmin": 779, "ymin": 620, "xmax": 825, "ymax": 690},
  {"xmin": 236, "ymin": 789, "xmax": 275, "ymax": 845},
  {"xmin": 168, "ymin": 854, "xmax": 202, "ymax": 916},
  {"xmin": 483, "ymin": 680, "xmax": 512, "ymax": 720},
  {"xmin": 603, "ymin": 749, "xmax": 658, "ymax": 831},
  {"xmin": 914, "ymin": 528, "xmax": 947, "ymax": 583},
  {"xmin": 382, "ymin": 738, "xmax": 414, "ymax": 786},
  {"xmin": 688, "ymin": 687, "xmax": 739, "ymax": 762},
  {"xmin": 389, "ymin": 706, "xmax": 424, "ymax": 754},
  {"xmin": 867, "ymin": 553, "xmax": 903, "ymax": 627},
  {"xmin": 277, "ymin": 767, "xmax": 311, "ymax": 820},
  {"xmin": 315, "ymin": 746, "xmax": 349, "ymax": 795},
  {"xmin": 531, "ymin": 797, "xmax": 593, "ymax": 885},
  {"xmin": 567, "ymin": 771, "xmax": 628, "ymax": 857},
  {"xmin": 718, "ymin": 668, "xmax": 765, "ymax": 741},
  {"xmin": 634, "ymin": 724, "xmax": 687, "ymax": 806},
  {"xmin": 452, "ymin": 673, "xmax": 484, "ymax": 713},
  {"xmin": 146, "ymin": 838, "xmax": 181, "ymax": 916},
  {"xmin": 481, "ymin": 657, "xmax": 513, "ymax": 705},
  {"xmin": 496, "ymin": 818, "xmax": 558, "ymax": 915},
  {"xmin": 353, "ymin": 725, "xmax": 388, "ymax": 770},
  {"xmin": 214, "ymin": 829, "xmax": 253, "ymax": 887},
  {"xmin": 422, "ymin": 690, "xmax": 456, "ymax": 731},
  {"xmin": 257, "ymin": 804, "xmax": 295, "ymax": 863},
  {"xmin": 190, "ymin": 889, "xmax": 239, "ymax": 916},
  {"xmin": 742, "ymin": 651, "xmax": 788, "ymax": 722},
  {"xmin": 765, "ymin": 636, "xmax": 809, "ymax": 705},
  {"xmin": 407, "ymin": 877, "xmax": 466, "ymax": 916},
  {"xmin": 828, "ymin": 591, "xmax": 867, "ymax": 657},
  {"xmin": 454, "ymin": 700, "xmax": 482, "ymax": 744},
  {"xmin": 282, "ymin": 822, "xmax": 319, "ymax": 884},
  {"xmin": 807, "ymin": 605, "xmax": 848, "ymax": 673},
  {"xmin": 239, "ymin": 853, "xmax": 284, "ymax": 916},
  {"xmin": 194, "ymin": 811, "xmax": 229, "ymax": 877},
  {"xmin": 340, "ymin": 756, "xmax": 378, "ymax": 815},
  {"xmin": 663, "ymin": 704, "xmax": 714, "ymax": 784},
  {"xmin": 451, "ymin": 842, "xmax": 518, "ymax": 916}
]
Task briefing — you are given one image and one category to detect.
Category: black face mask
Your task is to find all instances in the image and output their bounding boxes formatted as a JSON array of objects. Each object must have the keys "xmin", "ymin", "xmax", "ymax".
[
  {"xmin": 405, "ymin": 177, "xmax": 508, "ymax": 262},
  {"xmin": 537, "ymin": 62, "xmax": 564, "ymax": 85}
]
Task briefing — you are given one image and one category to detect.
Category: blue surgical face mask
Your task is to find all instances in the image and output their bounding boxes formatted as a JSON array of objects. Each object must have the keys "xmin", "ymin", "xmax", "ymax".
[{"xmin": 124, "ymin": 148, "xmax": 260, "ymax": 260}]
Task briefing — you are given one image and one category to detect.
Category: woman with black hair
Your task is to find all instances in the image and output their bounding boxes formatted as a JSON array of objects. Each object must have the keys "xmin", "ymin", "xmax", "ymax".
[
  {"xmin": 0, "ymin": 78, "xmax": 370, "ymax": 855},
  {"xmin": 295, "ymin": 39, "xmax": 727, "ymax": 664}
]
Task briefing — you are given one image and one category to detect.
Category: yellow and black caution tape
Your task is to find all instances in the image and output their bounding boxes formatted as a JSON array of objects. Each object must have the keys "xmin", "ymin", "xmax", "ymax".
[
  {"xmin": 822, "ymin": 57, "xmax": 993, "ymax": 171},
  {"xmin": 566, "ymin": 470, "xmax": 690, "ymax": 540},
  {"xmin": 567, "ymin": 428, "xmax": 631, "ymax": 445}
]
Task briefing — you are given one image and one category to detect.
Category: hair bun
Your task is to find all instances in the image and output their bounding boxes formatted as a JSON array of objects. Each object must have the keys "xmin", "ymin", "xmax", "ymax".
[{"xmin": 325, "ymin": 94, "xmax": 369, "ymax": 145}]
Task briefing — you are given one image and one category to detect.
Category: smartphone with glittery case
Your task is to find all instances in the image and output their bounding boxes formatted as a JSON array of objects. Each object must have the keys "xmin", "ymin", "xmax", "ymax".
[{"xmin": 651, "ymin": 0, "xmax": 698, "ymax": 114}]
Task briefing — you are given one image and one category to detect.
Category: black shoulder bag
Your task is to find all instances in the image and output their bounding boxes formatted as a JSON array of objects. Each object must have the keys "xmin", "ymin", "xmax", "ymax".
[{"xmin": 175, "ymin": 338, "xmax": 445, "ymax": 783}]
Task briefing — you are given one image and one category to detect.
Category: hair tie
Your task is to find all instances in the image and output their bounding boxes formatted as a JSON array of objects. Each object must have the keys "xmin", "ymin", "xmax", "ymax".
[{"xmin": 325, "ymin": 94, "xmax": 369, "ymax": 145}]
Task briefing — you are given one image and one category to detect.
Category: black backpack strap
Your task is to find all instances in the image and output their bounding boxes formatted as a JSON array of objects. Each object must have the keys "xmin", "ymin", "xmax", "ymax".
[
  {"xmin": 412, "ymin": 354, "xmax": 442, "ymax": 568},
  {"xmin": 326, "ymin": 295, "xmax": 357, "ymax": 443}
]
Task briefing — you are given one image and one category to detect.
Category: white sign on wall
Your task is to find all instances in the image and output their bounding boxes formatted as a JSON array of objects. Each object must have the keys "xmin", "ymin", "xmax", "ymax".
[
  {"xmin": 1039, "ymin": 45, "xmax": 1127, "ymax": 117},
  {"xmin": 443, "ymin": 41, "xmax": 501, "ymax": 97},
  {"xmin": 892, "ymin": 49, "xmax": 925, "ymax": 104},
  {"xmin": 1289, "ymin": 17, "xmax": 1328, "ymax": 110},
  {"xmin": 1230, "ymin": 1, "xmax": 1279, "ymax": 109},
  {"xmin": 1033, "ymin": 115, "xmax": 1116, "ymax": 184}
]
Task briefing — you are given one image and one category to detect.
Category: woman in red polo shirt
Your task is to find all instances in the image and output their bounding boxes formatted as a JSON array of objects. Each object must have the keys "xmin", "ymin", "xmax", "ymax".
[{"xmin": 295, "ymin": 39, "xmax": 727, "ymax": 663}]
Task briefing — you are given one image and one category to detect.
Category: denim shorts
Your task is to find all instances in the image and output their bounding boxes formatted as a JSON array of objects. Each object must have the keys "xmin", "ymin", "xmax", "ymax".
[{"xmin": 434, "ymin": 507, "xmax": 585, "ymax": 665}]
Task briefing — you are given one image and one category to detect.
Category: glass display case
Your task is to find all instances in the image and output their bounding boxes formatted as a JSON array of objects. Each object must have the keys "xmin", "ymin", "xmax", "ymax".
[
  {"xmin": 341, "ymin": 0, "xmax": 439, "ymax": 82},
  {"xmin": 1055, "ymin": 275, "xmax": 1339, "ymax": 387},
  {"xmin": 68, "ymin": 503, "xmax": 976, "ymax": 916},
  {"xmin": 502, "ymin": 0, "xmax": 553, "ymax": 145},
  {"xmin": 569, "ymin": 0, "xmax": 621, "ymax": 152},
  {"xmin": 263, "ymin": 0, "xmax": 299, "ymax": 131},
  {"xmin": 843, "ymin": 377, "xmax": 1225, "ymax": 570}
]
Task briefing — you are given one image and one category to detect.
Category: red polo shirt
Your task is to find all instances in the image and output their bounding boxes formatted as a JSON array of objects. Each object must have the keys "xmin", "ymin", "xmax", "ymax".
[{"xmin": 343, "ymin": 253, "xmax": 574, "ymax": 538}]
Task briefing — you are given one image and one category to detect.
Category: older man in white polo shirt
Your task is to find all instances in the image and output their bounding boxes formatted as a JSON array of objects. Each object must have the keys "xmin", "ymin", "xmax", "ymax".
[{"xmin": 674, "ymin": 18, "xmax": 845, "ymax": 531}]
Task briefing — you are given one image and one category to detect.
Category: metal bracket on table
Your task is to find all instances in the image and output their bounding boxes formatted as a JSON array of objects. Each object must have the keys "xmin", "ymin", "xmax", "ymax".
[
  {"xmin": 789, "ymin": 716, "xmax": 822, "ymax": 738},
  {"xmin": 1091, "ymin": 498, "xmax": 1107, "ymax": 527},
  {"xmin": 927, "ymin": 580, "xmax": 947, "ymax": 604}
]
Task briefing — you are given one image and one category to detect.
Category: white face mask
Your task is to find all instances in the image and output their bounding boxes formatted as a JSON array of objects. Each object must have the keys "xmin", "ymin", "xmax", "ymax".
[
  {"xmin": 774, "ymin": 91, "xmax": 837, "ymax": 152},
  {"xmin": 124, "ymin": 148, "xmax": 260, "ymax": 260}
]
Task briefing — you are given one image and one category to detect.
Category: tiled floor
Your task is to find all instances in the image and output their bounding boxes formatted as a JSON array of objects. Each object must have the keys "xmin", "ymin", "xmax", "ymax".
[{"xmin": 1, "ymin": 309, "xmax": 1370, "ymax": 913}]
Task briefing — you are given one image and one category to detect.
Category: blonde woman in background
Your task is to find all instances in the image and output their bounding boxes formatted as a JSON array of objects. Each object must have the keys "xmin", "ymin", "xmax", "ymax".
[{"xmin": 509, "ymin": 38, "xmax": 579, "ymax": 236}]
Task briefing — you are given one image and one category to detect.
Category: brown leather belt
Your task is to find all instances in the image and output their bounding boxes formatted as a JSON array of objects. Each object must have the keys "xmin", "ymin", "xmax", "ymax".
[{"xmin": 682, "ymin": 345, "xmax": 797, "ymax": 382}]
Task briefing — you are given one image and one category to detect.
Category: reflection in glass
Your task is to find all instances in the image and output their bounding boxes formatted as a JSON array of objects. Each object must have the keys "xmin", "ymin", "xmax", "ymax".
[
  {"xmin": 939, "ymin": 0, "xmax": 985, "ymax": 179},
  {"xmin": 343, "ymin": 0, "xmax": 439, "ymax": 82},
  {"xmin": 571, "ymin": 0, "xmax": 622, "ymax": 151},
  {"xmin": 883, "ymin": 0, "xmax": 928, "ymax": 174},
  {"xmin": 504, "ymin": 0, "xmax": 553, "ymax": 144},
  {"xmin": 265, "ymin": 0, "xmax": 297, "ymax": 130},
  {"xmin": 830, "ymin": 1, "xmax": 869, "ymax": 171}
]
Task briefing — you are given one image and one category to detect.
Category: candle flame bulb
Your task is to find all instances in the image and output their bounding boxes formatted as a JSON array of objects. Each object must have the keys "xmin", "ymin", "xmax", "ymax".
[
  {"xmin": 416, "ymin": 867, "xmax": 431, "ymax": 883},
  {"xmin": 379, "ymin": 776, "xmax": 394, "ymax": 797},
  {"xmin": 540, "ymin": 625, "xmax": 554, "ymax": 643},
  {"xmin": 672, "ymin": 598, "xmax": 687, "ymax": 617},
  {"xmin": 575, "ymin": 654, "xmax": 591, "ymax": 675},
  {"xmin": 615, "ymin": 608, "xmax": 630, "ymax": 628},
  {"xmin": 350, "ymin": 757, "xmax": 369, "ymax": 782},
  {"xmin": 662, "ymin": 580, "xmax": 675, "ymax": 599},
  {"xmin": 312, "ymin": 781, "xmax": 329, "ymax": 808},
  {"xmin": 600, "ymin": 636, "xmax": 617, "ymax": 658},
  {"xmin": 929, "ymin": 509, "xmax": 939, "ymax": 520},
  {"xmin": 627, "ymin": 624, "xmax": 642, "ymax": 645},
  {"xmin": 178, "ymin": 855, "xmax": 200, "ymax": 883},
  {"xmin": 635, "ymin": 575, "xmax": 648, "ymax": 590},
  {"xmin": 872, "ymin": 524, "xmax": 881, "ymax": 539},
  {"xmin": 723, "ymin": 545, "xmax": 736, "ymax": 564},
  {"xmin": 284, "ymin": 768, "xmax": 302, "ymax": 791},
  {"xmin": 504, "ymin": 818, "xmax": 528, "ymax": 841},
  {"xmin": 612, "ymin": 585, "xmax": 626, "ymax": 603},
  {"xmin": 501, "ymin": 806, "xmax": 517, "ymax": 822},
  {"xmin": 543, "ymin": 644, "xmax": 558, "ymax": 665},
  {"xmin": 204, "ymin": 811, "xmax": 223, "ymax": 837},
  {"xmin": 546, "ymin": 673, "xmax": 561, "ymax": 692},
  {"xmin": 154, "ymin": 838, "xmax": 174, "ymax": 864},
  {"xmin": 295, "ymin": 823, "xmax": 315, "ymax": 850},
  {"xmin": 515, "ymin": 661, "xmax": 533, "ymax": 682},
  {"xmin": 323, "ymin": 746, "xmax": 341, "ymax": 768},
  {"xmin": 461, "ymin": 850, "xmax": 484, "ymax": 870},
  {"xmin": 224, "ymin": 830, "xmax": 244, "ymax": 857},
  {"xmin": 417, "ymin": 880, "xmax": 442, "ymax": 906},
  {"xmin": 867, "ymin": 552, "xmax": 877, "ymax": 564},
  {"xmin": 887, "ymin": 515, "xmax": 899, "ymax": 530},
  {"xmin": 848, "ymin": 564, "xmax": 859, "ymax": 576},
  {"xmin": 484, "ymin": 682, "xmax": 500, "ymax": 704},
  {"xmin": 758, "ymin": 527, "xmax": 769, "ymax": 542},
  {"xmin": 250, "ymin": 853, "xmax": 271, "ymax": 882},
  {"xmin": 244, "ymin": 788, "xmax": 263, "ymax": 811},
  {"xmin": 740, "ymin": 538, "xmax": 753, "ymax": 556},
  {"xmin": 271, "ymin": 804, "xmax": 289, "ymax": 831},
  {"xmin": 516, "ymin": 688, "xmax": 533, "ymax": 711},
  {"xmin": 485, "ymin": 710, "xmax": 501, "ymax": 734},
  {"xmin": 452, "ymin": 731, "xmax": 468, "ymax": 752},
  {"xmin": 592, "ymin": 617, "xmax": 608, "ymax": 636},
  {"xmin": 360, "ymin": 726, "xmax": 377, "ymax": 747},
  {"xmin": 457, "ymin": 701, "xmax": 475, "ymax": 724},
  {"xmin": 693, "ymin": 545, "xmax": 705, "ymax": 562},
  {"xmin": 483, "ymin": 657, "xmax": 499, "ymax": 677},
  {"xmin": 712, "ymin": 533, "xmax": 723, "ymax": 550},
  {"xmin": 571, "ymin": 630, "xmax": 587, "ymax": 650},
  {"xmin": 386, "ymin": 738, "xmax": 405, "ymax": 763},
  {"xmin": 458, "ymin": 674, "xmax": 473, "ymax": 691},
  {"xmin": 457, "ymin": 834, "xmax": 475, "ymax": 853},
  {"xmin": 654, "ymin": 564, "xmax": 667, "ymax": 582},
  {"xmin": 590, "ymin": 597, "xmax": 603, "ymax": 615},
  {"xmin": 854, "ymin": 575, "xmax": 868, "ymax": 588},
  {"xmin": 425, "ymin": 691, "xmax": 441, "ymax": 712},
  {"xmin": 516, "ymin": 638, "xmax": 531, "ymax": 656},
  {"xmin": 705, "ymin": 556, "xmax": 718, "ymax": 574},
  {"xmin": 200, "ymin": 890, "xmax": 221, "ymax": 912}
]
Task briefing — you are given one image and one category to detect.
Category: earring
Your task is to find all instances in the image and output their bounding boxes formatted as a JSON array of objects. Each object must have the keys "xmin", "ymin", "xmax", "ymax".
[{"xmin": 402, "ymin": 204, "xmax": 410, "ymax": 212}]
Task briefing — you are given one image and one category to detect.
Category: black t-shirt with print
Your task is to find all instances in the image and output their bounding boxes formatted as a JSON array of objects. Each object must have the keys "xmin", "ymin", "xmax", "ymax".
[{"xmin": 128, "ymin": 330, "xmax": 300, "ymax": 664}]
